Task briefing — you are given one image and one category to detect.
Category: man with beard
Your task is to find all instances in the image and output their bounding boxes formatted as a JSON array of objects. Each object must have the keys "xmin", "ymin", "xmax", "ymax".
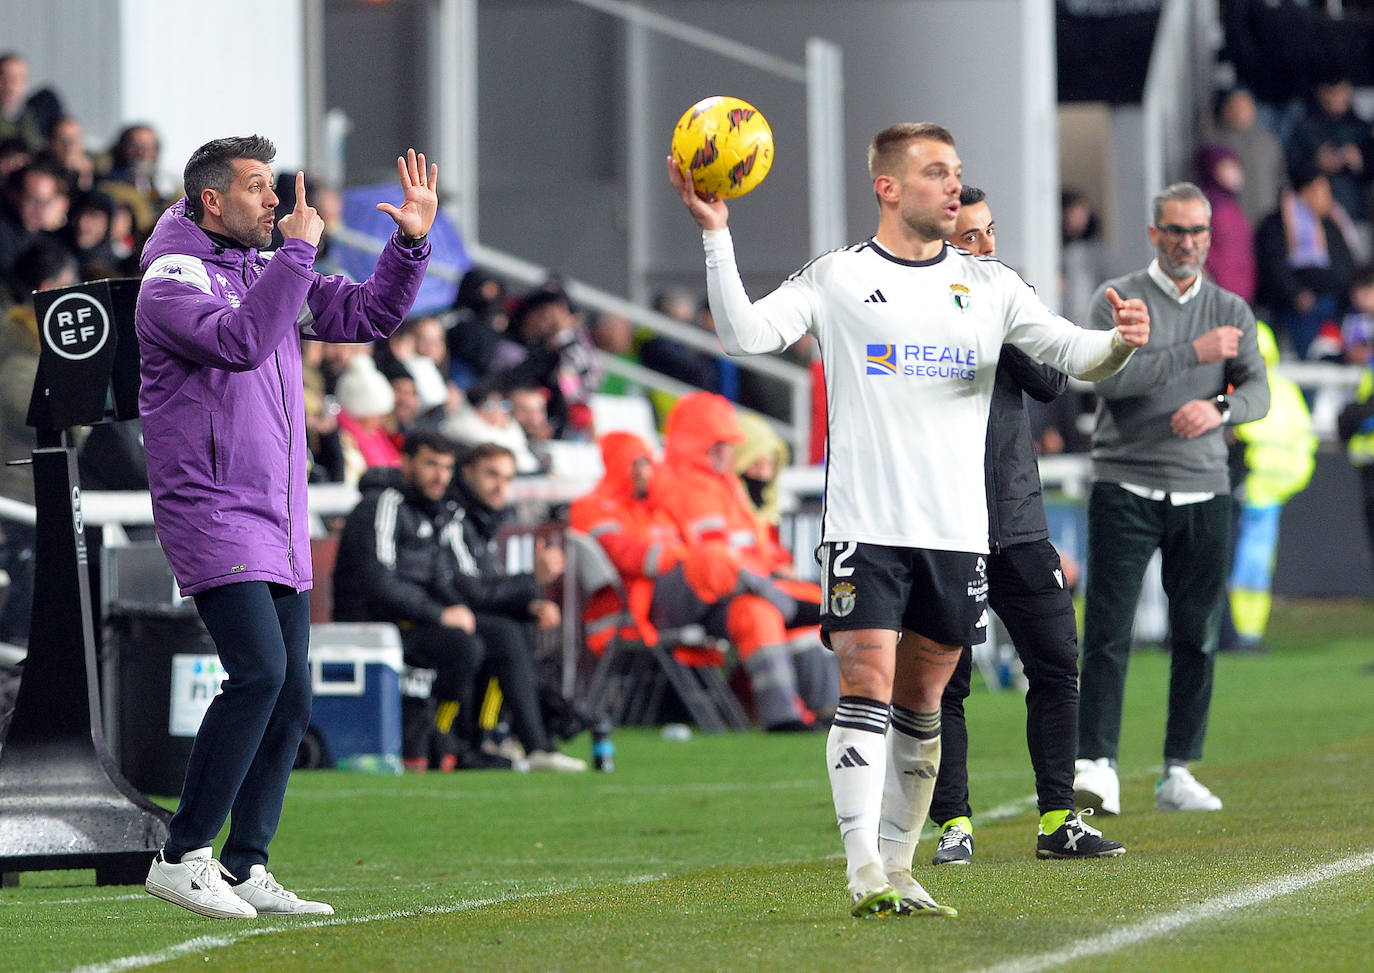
[
  {"xmin": 668, "ymin": 122, "xmax": 1149, "ymax": 919},
  {"xmin": 1073, "ymin": 182, "xmax": 1269, "ymax": 817},
  {"xmin": 137, "ymin": 136, "xmax": 436, "ymax": 918}
]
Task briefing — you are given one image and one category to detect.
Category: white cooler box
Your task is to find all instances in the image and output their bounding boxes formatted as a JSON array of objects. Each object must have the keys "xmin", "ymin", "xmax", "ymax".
[{"xmin": 308, "ymin": 623, "xmax": 404, "ymax": 773}]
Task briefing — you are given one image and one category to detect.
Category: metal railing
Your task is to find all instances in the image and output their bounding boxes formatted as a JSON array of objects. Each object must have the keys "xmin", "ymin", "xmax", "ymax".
[
  {"xmin": 423, "ymin": 0, "xmax": 837, "ymax": 460},
  {"xmin": 329, "ymin": 223, "xmax": 814, "ymax": 459}
]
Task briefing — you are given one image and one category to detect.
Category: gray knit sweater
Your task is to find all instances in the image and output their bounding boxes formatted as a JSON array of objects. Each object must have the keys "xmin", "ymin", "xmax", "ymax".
[{"xmin": 1087, "ymin": 266, "xmax": 1270, "ymax": 494}]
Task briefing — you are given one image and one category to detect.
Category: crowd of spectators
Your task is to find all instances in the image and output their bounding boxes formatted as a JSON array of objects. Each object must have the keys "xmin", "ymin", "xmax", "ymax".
[
  {"xmin": 4, "ymin": 29, "xmax": 1372, "ymax": 757},
  {"xmin": 1045, "ymin": 73, "xmax": 1374, "ymax": 458}
]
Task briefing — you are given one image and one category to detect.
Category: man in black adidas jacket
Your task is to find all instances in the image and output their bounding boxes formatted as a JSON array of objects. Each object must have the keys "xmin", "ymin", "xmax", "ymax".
[
  {"xmin": 926, "ymin": 187, "xmax": 1123, "ymax": 863},
  {"xmin": 333, "ymin": 430, "xmax": 583, "ymax": 771}
]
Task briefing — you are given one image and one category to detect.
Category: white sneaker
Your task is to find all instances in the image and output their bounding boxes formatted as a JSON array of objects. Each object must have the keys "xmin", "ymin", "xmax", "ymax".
[
  {"xmin": 145, "ymin": 847, "xmax": 257, "ymax": 919},
  {"xmin": 1155, "ymin": 765, "xmax": 1223, "ymax": 811},
  {"xmin": 230, "ymin": 864, "xmax": 335, "ymax": 915},
  {"xmin": 1073, "ymin": 757, "xmax": 1121, "ymax": 815},
  {"xmin": 526, "ymin": 749, "xmax": 587, "ymax": 772}
]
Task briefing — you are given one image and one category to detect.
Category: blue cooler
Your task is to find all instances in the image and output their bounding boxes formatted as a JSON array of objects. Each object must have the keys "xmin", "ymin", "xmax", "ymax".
[{"xmin": 307, "ymin": 623, "xmax": 404, "ymax": 773}]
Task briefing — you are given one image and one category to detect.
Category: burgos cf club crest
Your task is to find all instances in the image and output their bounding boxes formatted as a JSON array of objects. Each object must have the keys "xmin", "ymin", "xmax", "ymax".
[
  {"xmin": 830, "ymin": 581, "xmax": 856, "ymax": 617},
  {"xmin": 866, "ymin": 344, "xmax": 897, "ymax": 375},
  {"xmin": 951, "ymin": 283, "xmax": 971, "ymax": 311}
]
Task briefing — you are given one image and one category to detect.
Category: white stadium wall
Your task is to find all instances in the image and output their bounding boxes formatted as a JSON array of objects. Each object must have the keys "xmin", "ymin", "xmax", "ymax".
[
  {"xmin": 116, "ymin": 0, "xmax": 308, "ymax": 185},
  {"xmin": 0, "ymin": 0, "xmax": 307, "ymax": 197}
]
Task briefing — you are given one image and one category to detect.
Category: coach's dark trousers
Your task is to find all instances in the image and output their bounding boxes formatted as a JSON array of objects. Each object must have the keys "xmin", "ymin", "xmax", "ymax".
[
  {"xmin": 1077, "ymin": 483, "xmax": 1230, "ymax": 766},
  {"xmin": 930, "ymin": 538, "xmax": 1080, "ymax": 824},
  {"xmin": 163, "ymin": 581, "xmax": 313, "ymax": 880}
]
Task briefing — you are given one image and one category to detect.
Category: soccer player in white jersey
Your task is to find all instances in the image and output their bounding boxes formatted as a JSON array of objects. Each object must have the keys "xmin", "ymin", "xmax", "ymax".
[{"xmin": 669, "ymin": 122, "xmax": 1149, "ymax": 919}]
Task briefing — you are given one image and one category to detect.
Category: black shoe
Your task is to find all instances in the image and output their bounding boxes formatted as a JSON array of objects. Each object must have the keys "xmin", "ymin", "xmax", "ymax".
[
  {"xmin": 931, "ymin": 819, "xmax": 973, "ymax": 865},
  {"xmin": 1036, "ymin": 809, "xmax": 1126, "ymax": 859},
  {"xmin": 457, "ymin": 749, "xmax": 516, "ymax": 771}
]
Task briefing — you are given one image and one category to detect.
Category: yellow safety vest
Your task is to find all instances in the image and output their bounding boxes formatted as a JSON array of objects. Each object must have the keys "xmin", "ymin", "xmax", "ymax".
[
  {"xmin": 1236, "ymin": 368, "xmax": 1317, "ymax": 505},
  {"xmin": 1349, "ymin": 368, "xmax": 1374, "ymax": 467}
]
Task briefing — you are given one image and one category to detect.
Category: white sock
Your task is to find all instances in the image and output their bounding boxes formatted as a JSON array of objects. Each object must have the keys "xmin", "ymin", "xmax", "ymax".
[
  {"xmin": 826, "ymin": 696, "xmax": 890, "ymax": 883},
  {"xmin": 879, "ymin": 705, "xmax": 942, "ymax": 875}
]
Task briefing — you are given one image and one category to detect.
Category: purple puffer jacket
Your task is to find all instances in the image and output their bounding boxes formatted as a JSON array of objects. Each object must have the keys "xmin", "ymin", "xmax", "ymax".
[{"xmin": 135, "ymin": 198, "xmax": 429, "ymax": 596}]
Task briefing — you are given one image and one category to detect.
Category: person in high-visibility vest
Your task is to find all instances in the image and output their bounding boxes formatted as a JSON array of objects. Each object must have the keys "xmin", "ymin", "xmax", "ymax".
[
  {"xmin": 1229, "ymin": 321, "xmax": 1317, "ymax": 651},
  {"xmin": 1337, "ymin": 358, "xmax": 1374, "ymax": 572}
]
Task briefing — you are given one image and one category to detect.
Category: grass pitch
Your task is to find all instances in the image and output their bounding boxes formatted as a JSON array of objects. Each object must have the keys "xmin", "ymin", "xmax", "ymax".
[{"xmin": 4, "ymin": 598, "xmax": 1373, "ymax": 972}]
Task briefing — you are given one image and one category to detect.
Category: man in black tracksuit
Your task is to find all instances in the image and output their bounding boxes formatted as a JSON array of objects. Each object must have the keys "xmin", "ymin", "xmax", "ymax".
[
  {"xmin": 926, "ymin": 187, "xmax": 1124, "ymax": 862},
  {"xmin": 332, "ymin": 429, "xmax": 580, "ymax": 771},
  {"xmin": 446, "ymin": 441, "xmax": 586, "ymax": 772}
]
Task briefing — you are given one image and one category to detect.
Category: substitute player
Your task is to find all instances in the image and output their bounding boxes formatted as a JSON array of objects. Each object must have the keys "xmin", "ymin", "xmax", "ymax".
[{"xmin": 668, "ymin": 123, "xmax": 1148, "ymax": 918}]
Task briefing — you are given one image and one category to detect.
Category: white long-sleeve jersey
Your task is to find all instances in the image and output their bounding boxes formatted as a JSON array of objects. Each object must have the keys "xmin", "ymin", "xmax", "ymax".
[{"xmin": 703, "ymin": 227, "xmax": 1132, "ymax": 554}]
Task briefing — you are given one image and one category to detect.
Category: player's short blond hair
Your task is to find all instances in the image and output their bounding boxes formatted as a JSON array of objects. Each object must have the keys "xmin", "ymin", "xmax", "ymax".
[{"xmin": 867, "ymin": 123, "xmax": 955, "ymax": 180}]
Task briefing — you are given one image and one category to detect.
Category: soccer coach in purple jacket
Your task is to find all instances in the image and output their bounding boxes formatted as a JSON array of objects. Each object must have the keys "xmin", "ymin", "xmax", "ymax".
[{"xmin": 136, "ymin": 136, "xmax": 437, "ymax": 919}]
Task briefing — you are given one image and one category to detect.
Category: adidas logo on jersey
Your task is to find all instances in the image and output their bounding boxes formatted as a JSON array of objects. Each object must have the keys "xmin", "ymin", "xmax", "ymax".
[
  {"xmin": 862, "ymin": 289, "xmax": 887, "ymax": 303},
  {"xmin": 833, "ymin": 746, "xmax": 870, "ymax": 769}
]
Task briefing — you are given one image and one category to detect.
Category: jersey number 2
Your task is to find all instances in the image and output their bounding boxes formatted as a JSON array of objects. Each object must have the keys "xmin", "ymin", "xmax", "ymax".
[{"xmin": 822, "ymin": 540, "xmax": 856, "ymax": 591}]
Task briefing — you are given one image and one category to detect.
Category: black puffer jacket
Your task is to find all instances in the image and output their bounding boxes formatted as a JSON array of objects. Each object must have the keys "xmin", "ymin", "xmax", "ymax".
[
  {"xmin": 333, "ymin": 470, "xmax": 536, "ymax": 625},
  {"xmin": 986, "ymin": 345, "xmax": 1066, "ymax": 551}
]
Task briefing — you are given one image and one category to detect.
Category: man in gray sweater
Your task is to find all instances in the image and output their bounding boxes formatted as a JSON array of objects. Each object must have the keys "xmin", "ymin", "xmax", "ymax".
[{"xmin": 1073, "ymin": 182, "xmax": 1269, "ymax": 816}]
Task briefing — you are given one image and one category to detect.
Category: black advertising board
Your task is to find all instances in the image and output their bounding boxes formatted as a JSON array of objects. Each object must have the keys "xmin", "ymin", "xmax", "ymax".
[{"xmin": 26, "ymin": 278, "xmax": 141, "ymax": 431}]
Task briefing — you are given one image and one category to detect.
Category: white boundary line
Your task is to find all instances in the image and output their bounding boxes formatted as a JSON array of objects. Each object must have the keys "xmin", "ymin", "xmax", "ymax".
[
  {"xmin": 67, "ymin": 874, "xmax": 666, "ymax": 973},
  {"xmin": 966, "ymin": 850, "xmax": 1374, "ymax": 973}
]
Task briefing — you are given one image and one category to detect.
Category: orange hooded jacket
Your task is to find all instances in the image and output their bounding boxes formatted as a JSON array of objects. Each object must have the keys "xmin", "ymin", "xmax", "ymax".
[
  {"xmin": 653, "ymin": 392, "xmax": 793, "ymax": 577},
  {"xmin": 569, "ymin": 432, "xmax": 685, "ymax": 652}
]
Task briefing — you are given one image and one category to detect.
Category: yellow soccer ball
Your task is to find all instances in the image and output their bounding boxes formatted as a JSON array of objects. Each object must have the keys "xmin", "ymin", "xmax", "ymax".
[{"xmin": 670, "ymin": 96, "xmax": 774, "ymax": 200}]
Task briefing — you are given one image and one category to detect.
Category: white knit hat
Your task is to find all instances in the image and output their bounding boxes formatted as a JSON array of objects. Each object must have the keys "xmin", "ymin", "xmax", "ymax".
[{"xmin": 334, "ymin": 356, "xmax": 395, "ymax": 419}]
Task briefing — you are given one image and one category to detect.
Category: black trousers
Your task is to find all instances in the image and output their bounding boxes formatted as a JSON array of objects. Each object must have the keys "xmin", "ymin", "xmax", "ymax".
[
  {"xmin": 929, "ymin": 538, "xmax": 1080, "ymax": 823},
  {"xmin": 400, "ymin": 613, "xmax": 551, "ymax": 755},
  {"xmin": 1362, "ymin": 466, "xmax": 1374, "ymax": 573},
  {"xmin": 1077, "ymin": 483, "xmax": 1230, "ymax": 764},
  {"xmin": 164, "ymin": 581, "xmax": 312, "ymax": 879}
]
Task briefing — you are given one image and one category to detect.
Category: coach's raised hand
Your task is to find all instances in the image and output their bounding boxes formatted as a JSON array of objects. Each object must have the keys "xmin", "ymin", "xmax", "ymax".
[
  {"xmin": 278, "ymin": 171, "xmax": 324, "ymax": 247},
  {"xmin": 1105, "ymin": 286, "xmax": 1150, "ymax": 347},
  {"xmin": 377, "ymin": 148, "xmax": 439, "ymax": 240}
]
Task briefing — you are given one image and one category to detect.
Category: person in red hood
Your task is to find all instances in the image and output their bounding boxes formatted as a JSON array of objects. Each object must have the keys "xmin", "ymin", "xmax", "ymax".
[
  {"xmin": 574, "ymin": 429, "xmax": 836, "ymax": 730},
  {"xmin": 628, "ymin": 397, "xmax": 835, "ymax": 729},
  {"xmin": 570, "ymin": 431, "xmax": 686, "ymax": 655},
  {"xmin": 653, "ymin": 392, "xmax": 795, "ymax": 577}
]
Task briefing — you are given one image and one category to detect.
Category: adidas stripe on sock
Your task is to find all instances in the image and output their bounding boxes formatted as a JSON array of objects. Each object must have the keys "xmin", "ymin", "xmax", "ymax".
[
  {"xmin": 827, "ymin": 696, "xmax": 890, "ymax": 882},
  {"xmin": 879, "ymin": 704, "xmax": 942, "ymax": 875},
  {"xmin": 832, "ymin": 695, "xmax": 891, "ymax": 734}
]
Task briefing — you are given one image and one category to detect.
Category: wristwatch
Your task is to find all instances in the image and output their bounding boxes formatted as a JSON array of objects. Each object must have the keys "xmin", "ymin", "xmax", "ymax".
[{"xmin": 1213, "ymin": 393, "xmax": 1231, "ymax": 424}]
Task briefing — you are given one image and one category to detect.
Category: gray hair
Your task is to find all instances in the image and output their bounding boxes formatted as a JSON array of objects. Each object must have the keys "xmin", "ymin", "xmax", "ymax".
[{"xmin": 1151, "ymin": 182, "xmax": 1211, "ymax": 225}]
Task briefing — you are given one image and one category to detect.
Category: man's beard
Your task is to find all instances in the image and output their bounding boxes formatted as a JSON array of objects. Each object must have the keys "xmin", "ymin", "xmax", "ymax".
[{"xmin": 224, "ymin": 211, "xmax": 272, "ymax": 250}]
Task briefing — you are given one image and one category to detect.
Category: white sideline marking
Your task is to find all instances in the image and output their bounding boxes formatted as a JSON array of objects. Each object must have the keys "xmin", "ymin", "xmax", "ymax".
[
  {"xmin": 66, "ymin": 874, "xmax": 665, "ymax": 973},
  {"xmin": 968, "ymin": 850, "xmax": 1374, "ymax": 973}
]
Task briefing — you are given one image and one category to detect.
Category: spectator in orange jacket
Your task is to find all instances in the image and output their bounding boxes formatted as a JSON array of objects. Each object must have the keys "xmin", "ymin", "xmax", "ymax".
[
  {"xmin": 573, "ymin": 429, "xmax": 835, "ymax": 730},
  {"xmin": 654, "ymin": 391, "xmax": 795, "ymax": 577}
]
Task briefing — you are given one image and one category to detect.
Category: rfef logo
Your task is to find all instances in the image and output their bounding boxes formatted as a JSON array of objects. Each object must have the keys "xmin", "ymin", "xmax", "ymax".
[{"xmin": 42, "ymin": 292, "xmax": 110, "ymax": 361}]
